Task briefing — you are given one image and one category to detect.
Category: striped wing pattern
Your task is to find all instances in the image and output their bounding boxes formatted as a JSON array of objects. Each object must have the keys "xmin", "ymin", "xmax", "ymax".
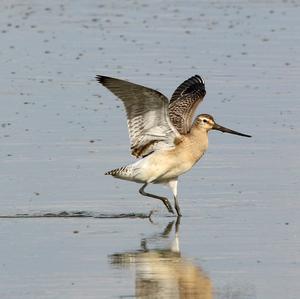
[
  {"xmin": 168, "ymin": 75, "xmax": 206, "ymax": 134},
  {"xmin": 96, "ymin": 75, "xmax": 180, "ymax": 158}
]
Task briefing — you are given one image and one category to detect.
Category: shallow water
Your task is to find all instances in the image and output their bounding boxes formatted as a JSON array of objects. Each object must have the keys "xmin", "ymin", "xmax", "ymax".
[{"xmin": 1, "ymin": 0, "xmax": 300, "ymax": 298}]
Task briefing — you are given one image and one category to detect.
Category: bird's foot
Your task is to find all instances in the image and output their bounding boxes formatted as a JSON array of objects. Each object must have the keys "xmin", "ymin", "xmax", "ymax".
[
  {"xmin": 148, "ymin": 209, "xmax": 158, "ymax": 223},
  {"xmin": 175, "ymin": 206, "xmax": 182, "ymax": 217}
]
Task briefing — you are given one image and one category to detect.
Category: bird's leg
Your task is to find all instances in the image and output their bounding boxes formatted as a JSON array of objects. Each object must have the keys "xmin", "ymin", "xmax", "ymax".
[
  {"xmin": 174, "ymin": 196, "xmax": 182, "ymax": 217},
  {"xmin": 139, "ymin": 183, "xmax": 174, "ymax": 214},
  {"xmin": 167, "ymin": 178, "xmax": 182, "ymax": 217}
]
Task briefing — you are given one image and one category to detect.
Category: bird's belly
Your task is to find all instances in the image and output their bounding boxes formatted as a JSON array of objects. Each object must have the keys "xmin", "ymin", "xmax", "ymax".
[
  {"xmin": 146, "ymin": 152, "xmax": 196, "ymax": 182},
  {"xmin": 157, "ymin": 160, "xmax": 194, "ymax": 181},
  {"xmin": 130, "ymin": 149, "xmax": 204, "ymax": 183}
]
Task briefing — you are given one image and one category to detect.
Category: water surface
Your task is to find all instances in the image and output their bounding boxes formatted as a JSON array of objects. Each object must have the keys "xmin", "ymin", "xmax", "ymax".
[{"xmin": 1, "ymin": 0, "xmax": 299, "ymax": 298}]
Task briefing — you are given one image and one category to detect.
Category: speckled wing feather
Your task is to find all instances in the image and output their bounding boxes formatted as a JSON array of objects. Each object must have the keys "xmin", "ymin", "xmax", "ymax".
[
  {"xmin": 168, "ymin": 75, "xmax": 206, "ymax": 135},
  {"xmin": 96, "ymin": 75, "xmax": 181, "ymax": 158}
]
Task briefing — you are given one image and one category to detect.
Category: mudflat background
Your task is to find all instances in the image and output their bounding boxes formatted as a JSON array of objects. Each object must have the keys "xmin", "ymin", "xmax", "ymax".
[{"xmin": 1, "ymin": 1, "xmax": 299, "ymax": 298}]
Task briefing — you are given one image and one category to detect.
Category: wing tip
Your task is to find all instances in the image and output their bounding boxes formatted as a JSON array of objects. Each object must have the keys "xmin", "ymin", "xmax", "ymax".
[
  {"xmin": 180, "ymin": 74, "xmax": 206, "ymax": 96},
  {"xmin": 193, "ymin": 74, "xmax": 205, "ymax": 85},
  {"xmin": 95, "ymin": 75, "xmax": 106, "ymax": 84}
]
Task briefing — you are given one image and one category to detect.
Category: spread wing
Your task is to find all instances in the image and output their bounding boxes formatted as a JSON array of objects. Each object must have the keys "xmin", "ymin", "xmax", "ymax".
[
  {"xmin": 168, "ymin": 75, "xmax": 206, "ymax": 135},
  {"xmin": 96, "ymin": 75, "xmax": 181, "ymax": 158}
]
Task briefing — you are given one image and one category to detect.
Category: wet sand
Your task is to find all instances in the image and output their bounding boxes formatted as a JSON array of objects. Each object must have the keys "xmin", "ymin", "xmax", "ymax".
[{"xmin": 1, "ymin": 1, "xmax": 300, "ymax": 298}]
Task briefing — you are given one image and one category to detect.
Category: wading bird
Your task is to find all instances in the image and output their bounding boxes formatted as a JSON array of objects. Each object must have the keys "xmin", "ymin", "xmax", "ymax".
[{"xmin": 96, "ymin": 75, "xmax": 251, "ymax": 216}]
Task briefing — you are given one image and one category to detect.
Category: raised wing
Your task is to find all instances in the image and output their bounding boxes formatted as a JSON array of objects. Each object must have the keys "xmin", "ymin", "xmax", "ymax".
[
  {"xmin": 96, "ymin": 75, "xmax": 181, "ymax": 158},
  {"xmin": 168, "ymin": 75, "xmax": 206, "ymax": 134}
]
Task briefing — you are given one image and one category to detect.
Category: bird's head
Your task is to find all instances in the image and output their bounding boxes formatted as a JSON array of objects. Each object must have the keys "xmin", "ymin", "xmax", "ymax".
[{"xmin": 194, "ymin": 114, "xmax": 251, "ymax": 137}]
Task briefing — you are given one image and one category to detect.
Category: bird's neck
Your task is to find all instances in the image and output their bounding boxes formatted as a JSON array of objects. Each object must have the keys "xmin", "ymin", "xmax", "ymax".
[
  {"xmin": 184, "ymin": 126, "xmax": 209, "ymax": 159},
  {"xmin": 189, "ymin": 125, "xmax": 208, "ymax": 142}
]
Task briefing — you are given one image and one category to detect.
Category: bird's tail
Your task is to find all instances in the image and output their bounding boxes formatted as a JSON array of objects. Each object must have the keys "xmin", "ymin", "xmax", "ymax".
[{"xmin": 105, "ymin": 165, "xmax": 133, "ymax": 180}]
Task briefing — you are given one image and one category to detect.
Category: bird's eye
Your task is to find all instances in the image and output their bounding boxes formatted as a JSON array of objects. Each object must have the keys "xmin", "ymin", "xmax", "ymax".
[{"xmin": 203, "ymin": 119, "xmax": 208, "ymax": 123}]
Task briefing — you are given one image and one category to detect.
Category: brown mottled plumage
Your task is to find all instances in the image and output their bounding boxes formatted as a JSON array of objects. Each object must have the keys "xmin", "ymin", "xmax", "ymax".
[{"xmin": 169, "ymin": 75, "xmax": 206, "ymax": 135}]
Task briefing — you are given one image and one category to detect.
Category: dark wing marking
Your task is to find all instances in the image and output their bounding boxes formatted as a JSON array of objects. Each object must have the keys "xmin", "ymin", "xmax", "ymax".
[{"xmin": 168, "ymin": 75, "xmax": 206, "ymax": 134}]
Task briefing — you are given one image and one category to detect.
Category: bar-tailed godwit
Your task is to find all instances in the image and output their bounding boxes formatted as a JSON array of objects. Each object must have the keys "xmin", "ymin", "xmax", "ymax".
[{"xmin": 96, "ymin": 75, "xmax": 251, "ymax": 216}]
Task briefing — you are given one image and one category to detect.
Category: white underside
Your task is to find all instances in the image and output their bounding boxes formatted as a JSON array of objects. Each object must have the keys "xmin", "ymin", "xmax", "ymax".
[{"xmin": 124, "ymin": 150, "xmax": 194, "ymax": 184}]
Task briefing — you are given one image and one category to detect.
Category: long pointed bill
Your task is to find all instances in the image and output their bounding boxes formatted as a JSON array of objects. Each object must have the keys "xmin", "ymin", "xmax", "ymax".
[{"xmin": 213, "ymin": 123, "xmax": 251, "ymax": 138}]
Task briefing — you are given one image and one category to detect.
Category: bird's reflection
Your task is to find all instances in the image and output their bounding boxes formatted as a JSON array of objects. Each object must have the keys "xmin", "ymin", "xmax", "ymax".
[{"xmin": 109, "ymin": 218, "xmax": 213, "ymax": 299}]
